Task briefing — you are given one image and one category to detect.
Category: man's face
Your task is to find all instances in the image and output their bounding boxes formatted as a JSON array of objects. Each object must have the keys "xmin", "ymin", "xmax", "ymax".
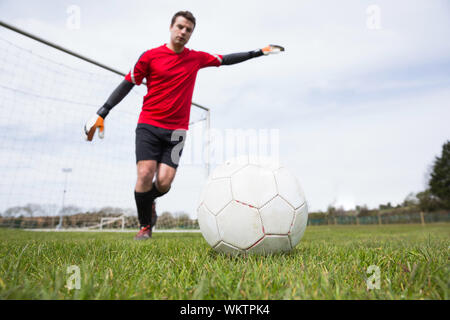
[{"xmin": 170, "ymin": 16, "xmax": 194, "ymax": 48}]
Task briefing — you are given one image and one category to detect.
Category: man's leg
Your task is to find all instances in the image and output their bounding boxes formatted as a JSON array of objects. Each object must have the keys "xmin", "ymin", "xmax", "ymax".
[
  {"xmin": 153, "ymin": 128, "xmax": 185, "ymax": 194},
  {"xmin": 135, "ymin": 162, "xmax": 176, "ymax": 230},
  {"xmin": 134, "ymin": 124, "xmax": 184, "ymax": 238},
  {"xmin": 146, "ymin": 163, "xmax": 178, "ymax": 227},
  {"xmin": 134, "ymin": 160, "xmax": 157, "ymax": 239},
  {"xmin": 155, "ymin": 162, "xmax": 177, "ymax": 193}
]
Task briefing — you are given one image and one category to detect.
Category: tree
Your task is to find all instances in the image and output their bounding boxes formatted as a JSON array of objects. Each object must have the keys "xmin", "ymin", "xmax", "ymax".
[
  {"xmin": 335, "ymin": 206, "xmax": 346, "ymax": 216},
  {"xmin": 2, "ymin": 203, "xmax": 45, "ymax": 217},
  {"xmin": 379, "ymin": 202, "xmax": 393, "ymax": 210},
  {"xmin": 97, "ymin": 206, "xmax": 124, "ymax": 216},
  {"xmin": 3, "ymin": 206, "xmax": 30, "ymax": 217},
  {"xmin": 157, "ymin": 211, "xmax": 176, "ymax": 229},
  {"xmin": 356, "ymin": 204, "xmax": 370, "ymax": 216},
  {"xmin": 326, "ymin": 205, "xmax": 336, "ymax": 217},
  {"xmin": 402, "ymin": 192, "xmax": 419, "ymax": 207},
  {"xmin": 429, "ymin": 140, "xmax": 450, "ymax": 209},
  {"xmin": 24, "ymin": 203, "xmax": 46, "ymax": 216},
  {"xmin": 59, "ymin": 205, "xmax": 82, "ymax": 215},
  {"xmin": 173, "ymin": 212, "xmax": 192, "ymax": 228},
  {"xmin": 416, "ymin": 190, "xmax": 441, "ymax": 212}
]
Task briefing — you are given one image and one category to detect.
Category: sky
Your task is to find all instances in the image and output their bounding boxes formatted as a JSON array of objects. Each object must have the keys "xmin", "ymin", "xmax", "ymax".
[{"xmin": 0, "ymin": 0, "xmax": 449, "ymax": 216}]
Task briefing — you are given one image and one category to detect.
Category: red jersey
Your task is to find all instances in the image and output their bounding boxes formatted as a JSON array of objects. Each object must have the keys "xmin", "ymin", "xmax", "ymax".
[{"xmin": 125, "ymin": 44, "xmax": 223, "ymax": 130}]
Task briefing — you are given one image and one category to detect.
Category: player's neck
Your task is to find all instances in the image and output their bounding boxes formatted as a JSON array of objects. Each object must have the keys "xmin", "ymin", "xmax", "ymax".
[{"xmin": 166, "ymin": 42, "xmax": 184, "ymax": 54}]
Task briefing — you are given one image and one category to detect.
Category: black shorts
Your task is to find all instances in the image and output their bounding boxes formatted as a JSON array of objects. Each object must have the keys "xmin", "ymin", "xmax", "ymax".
[{"xmin": 135, "ymin": 123, "xmax": 186, "ymax": 168}]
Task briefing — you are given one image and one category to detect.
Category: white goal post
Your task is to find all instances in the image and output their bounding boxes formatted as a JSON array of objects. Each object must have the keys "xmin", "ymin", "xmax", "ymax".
[{"xmin": 99, "ymin": 216, "xmax": 125, "ymax": 231}]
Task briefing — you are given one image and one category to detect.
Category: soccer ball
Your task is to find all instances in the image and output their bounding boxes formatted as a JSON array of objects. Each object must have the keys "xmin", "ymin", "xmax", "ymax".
[{"xmin": 197, "ymin": 156, "xmax": 308, "ymax": 255}]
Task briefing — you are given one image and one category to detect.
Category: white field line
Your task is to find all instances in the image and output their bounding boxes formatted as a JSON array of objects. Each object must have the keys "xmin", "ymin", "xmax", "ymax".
[{"xmin": 24, "ymin": 228, "xmax": 201, "ymax": 233}]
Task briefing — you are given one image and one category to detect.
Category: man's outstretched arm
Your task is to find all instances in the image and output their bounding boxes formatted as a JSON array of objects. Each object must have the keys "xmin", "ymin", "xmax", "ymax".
[
  {"xmin": 97, "ymin": 80, "xmax": 135, "ymax": 118},
  {"xmin": 221, "ymin": 44, "xmax": 284, "ymax": 65},
  {"xmin": 84, "ymin": 79, "xmax": 134, "ymax": 141}
]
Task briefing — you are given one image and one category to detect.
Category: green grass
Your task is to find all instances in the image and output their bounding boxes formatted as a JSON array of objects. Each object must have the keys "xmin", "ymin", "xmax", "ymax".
[{"xmin": 0, "ymin": 224, "xmax": 448, "ymax": 299}]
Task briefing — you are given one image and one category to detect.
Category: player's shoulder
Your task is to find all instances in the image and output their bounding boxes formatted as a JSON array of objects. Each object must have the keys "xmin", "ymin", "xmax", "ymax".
[
  {"xmin": 186, "ymin": 48, "xmax": 215, "ymax": 57},
  {"xmin": 187, "ymin": 47, "xmax": 207, "ymax": 54},
  {"xmin": 150, "ymin": 44, "xmax": 168, "ymax": 52},
  {"xmin": 188, "ymin": 49, "xmax": 222, "ymax": 64},
  {"xmin": 140, "ymin": 45, "xmax": 167, "ymax": 58}
]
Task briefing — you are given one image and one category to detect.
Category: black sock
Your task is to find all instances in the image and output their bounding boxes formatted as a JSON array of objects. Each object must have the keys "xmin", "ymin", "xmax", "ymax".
[
  {"xmin": 151, "ymin": 201, "xmax": 158, "ymax": 227},
  {"xmin": 134, "ymin": 190, "xmax": 152, "ymax": 227},
  {"xmin": 148, "ymin": 182, "xmax": 169, "ymax": 202},
  {"xmin": 135, "ymin": 183, "xmax": 169, "ymax": 228}
]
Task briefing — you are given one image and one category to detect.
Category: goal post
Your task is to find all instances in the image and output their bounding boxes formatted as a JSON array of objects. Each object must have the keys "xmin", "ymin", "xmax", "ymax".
[
  {"xmin": 0, "ymin": 21, "xmax": 209, "ymax": 230},
  {"xmin": 99, "ymin": 216, "xmax": 125, "ymax": 231}
]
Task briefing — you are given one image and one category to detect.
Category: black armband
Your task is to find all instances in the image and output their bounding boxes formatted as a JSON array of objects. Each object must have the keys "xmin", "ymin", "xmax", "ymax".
[
  {"xmin": 221, "ymin": 49, "xmax": 264, "ymax": 65},
  {"xmin": 96, "ymin": 79, "xmax": 135, "ymax": 118}
]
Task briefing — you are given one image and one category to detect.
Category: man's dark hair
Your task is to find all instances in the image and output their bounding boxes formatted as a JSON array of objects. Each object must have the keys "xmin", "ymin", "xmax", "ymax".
[{"xmin": 171, "ymin": 11, "xmax": 196, "ymax": 28}]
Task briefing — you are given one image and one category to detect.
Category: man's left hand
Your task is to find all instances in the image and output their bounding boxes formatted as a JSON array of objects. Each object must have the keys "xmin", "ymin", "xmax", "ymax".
[{"xmin": 261, "ymin": 44, "xmax": 285, "ymax": 55}]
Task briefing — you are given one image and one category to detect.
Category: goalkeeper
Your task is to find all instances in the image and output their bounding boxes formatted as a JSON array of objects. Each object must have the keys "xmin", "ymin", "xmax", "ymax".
[{"xmin": 84, "ymin": 11, "xmax": 284, "ymax": 240}]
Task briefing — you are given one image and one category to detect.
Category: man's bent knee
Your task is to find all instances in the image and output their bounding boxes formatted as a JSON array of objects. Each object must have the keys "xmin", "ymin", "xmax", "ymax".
[
  {"xmin": 156, "ymin": 164, "xmax": 177, "ymax": 193},
  {"xmin": 156, "ymin": 178, "xmax": 172, "ymax": 193}
]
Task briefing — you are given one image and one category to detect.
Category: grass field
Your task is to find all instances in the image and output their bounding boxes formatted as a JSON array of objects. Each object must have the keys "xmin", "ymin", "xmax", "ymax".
[{"xmin": 0, "ymin": 224, "xmax": 448, "ymax": 300}]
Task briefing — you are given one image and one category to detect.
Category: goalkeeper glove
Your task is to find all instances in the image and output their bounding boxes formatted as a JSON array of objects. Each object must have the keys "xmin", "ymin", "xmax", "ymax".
[
  {"xmin": 261, "ymin": 44, "xmax": 285, "ymax": 55},
  {"xmin": 84, "ymin": 114, "xmax": 105, "ymax": 141}
]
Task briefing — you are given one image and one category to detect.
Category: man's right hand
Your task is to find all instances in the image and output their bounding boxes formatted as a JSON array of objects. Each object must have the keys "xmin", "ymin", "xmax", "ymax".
[{"xmin": 84, "ymin": 114, "xmax": 105, "ymax": 141}]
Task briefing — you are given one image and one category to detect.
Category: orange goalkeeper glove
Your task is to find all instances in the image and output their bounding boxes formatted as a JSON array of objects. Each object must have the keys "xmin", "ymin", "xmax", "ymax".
[
  {"xmin": 84, "ymin": 114, "xmax": 105, "ymax": 141},
  {"xmin": 261, "ymin": 44, "xmax": 285, "ymax": 55}
]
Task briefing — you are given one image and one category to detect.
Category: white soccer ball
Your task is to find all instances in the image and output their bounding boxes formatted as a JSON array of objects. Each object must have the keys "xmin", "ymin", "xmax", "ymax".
[{"xmin": 197, "ymin": 156, "xmax": 308, "ymax": 255}]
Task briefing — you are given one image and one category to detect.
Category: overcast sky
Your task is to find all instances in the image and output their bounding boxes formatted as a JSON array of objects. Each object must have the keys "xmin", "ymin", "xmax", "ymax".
[{"xmin": 0, "ymin": 0, "xmax": 449, "ymax": 216}]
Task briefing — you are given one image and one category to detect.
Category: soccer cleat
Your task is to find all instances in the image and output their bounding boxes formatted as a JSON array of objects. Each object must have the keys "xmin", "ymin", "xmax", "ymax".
[{"xmin": 134, "ymin": 225, "xmax": 152, "ymax": 240}]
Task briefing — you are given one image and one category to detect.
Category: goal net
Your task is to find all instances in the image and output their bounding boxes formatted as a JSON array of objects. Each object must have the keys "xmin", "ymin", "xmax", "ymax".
[{"xmin": 0, "ymin": 22, "xmax": 207, "ymax": 231}]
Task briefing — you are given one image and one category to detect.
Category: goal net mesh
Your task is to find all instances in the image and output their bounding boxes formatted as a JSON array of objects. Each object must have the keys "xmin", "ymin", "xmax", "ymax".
[{"xmin": 0, "ymin": 26, "xmax": 207, "ymax": 230}]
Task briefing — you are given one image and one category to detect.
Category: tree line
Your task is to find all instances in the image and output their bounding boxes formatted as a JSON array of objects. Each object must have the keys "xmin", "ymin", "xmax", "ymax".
[{"xmin": 309, "ymin": 140, "xmax": 450, "ymax": 219}]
